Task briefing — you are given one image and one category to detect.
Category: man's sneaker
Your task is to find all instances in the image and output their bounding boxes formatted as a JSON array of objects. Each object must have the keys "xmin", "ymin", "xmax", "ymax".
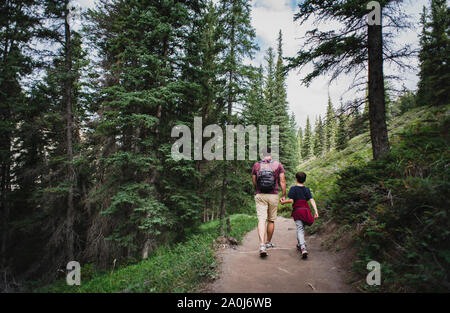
[
  {"xmin": 265, "ymin": 242, "xmax": 275, "ymax": 249},
  {"xmin": 301, "ymin": 247, "xmax": 308, "ymax": 259},
  {"xmin": 259, "ymin": 245, "xmax": 268, "ymax": 257}
]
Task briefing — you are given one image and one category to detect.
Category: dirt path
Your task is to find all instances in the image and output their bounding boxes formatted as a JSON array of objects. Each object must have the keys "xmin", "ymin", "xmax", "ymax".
[{"xmin": 208, "ymin": 217, "xmax": 356, "ymax": 293}]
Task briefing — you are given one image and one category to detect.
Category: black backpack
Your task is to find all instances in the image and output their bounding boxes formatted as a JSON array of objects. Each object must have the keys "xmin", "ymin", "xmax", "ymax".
[{"xmin": 256, "ymin": 160, "xmax": 276, "ymax": 193}]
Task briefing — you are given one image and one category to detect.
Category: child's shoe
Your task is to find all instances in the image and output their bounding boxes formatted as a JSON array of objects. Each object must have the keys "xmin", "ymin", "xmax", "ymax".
[
  {"xmin": 297, "ymin": 244, "xmax": 308, "ymax": 259},
  {"xmin": 301, "ymin": 247, "xmax": 308, "ymax": 259}
]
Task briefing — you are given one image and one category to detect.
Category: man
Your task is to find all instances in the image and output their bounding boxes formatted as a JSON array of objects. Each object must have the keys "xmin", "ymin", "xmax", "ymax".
[{"xmin": 251, "ymin": 148, "xmax": 286, "ymax": 257}]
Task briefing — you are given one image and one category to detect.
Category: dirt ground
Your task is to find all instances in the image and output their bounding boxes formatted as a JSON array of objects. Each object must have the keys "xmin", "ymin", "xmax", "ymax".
[{"xmin": 207, "ymin": 217, "xmax": 357, "ymax": 293}]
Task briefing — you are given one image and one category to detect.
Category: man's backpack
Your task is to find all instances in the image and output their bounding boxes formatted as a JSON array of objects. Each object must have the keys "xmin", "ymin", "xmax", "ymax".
[{"xmin": 256, "ymin": 160, "xmax": 276, "ymax": 193}]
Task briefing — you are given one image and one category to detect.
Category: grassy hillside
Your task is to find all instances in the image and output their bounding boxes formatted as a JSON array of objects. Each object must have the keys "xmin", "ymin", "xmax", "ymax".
[
  {"xmin": 298, "ymin": 107, "xmax": 429, "ymax": 206},
  {"xmin": 296, "ymin": 105, "xmax": 450, "ymax": 292},
  {"xmin": 35, "ymin": 214, "xmax": 257, "ymax": 293}
]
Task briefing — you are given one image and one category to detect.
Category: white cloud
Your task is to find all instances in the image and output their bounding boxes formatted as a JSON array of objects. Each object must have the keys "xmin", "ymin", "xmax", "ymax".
[{"xmin": 76, "ymin": 0, "xmax": 96, "ymax": 9}]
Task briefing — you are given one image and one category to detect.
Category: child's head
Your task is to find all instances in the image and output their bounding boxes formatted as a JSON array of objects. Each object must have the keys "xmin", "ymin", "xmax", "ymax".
[{"xmin": 296, "ymin": 171, "xmax": 307, "ymax": 184}]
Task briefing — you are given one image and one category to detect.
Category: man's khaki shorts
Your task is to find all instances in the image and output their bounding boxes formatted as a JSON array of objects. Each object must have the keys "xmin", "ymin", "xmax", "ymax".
[{"xmin": 255, "ymin": 193, "xmax": 279, "ymax": 222}]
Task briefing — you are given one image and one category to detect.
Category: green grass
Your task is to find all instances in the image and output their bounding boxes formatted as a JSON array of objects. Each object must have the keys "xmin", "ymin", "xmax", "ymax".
[
  {"xmin": 37, "ymin": 214, "xmax": 257, "ymax": 293},
  {"xmin": 299, "ymin": 105, "xmax": 450, "ymax": 292},
  {"xmin": 299, "ymin": 106, "xmax": 430, "ymax": 212}
]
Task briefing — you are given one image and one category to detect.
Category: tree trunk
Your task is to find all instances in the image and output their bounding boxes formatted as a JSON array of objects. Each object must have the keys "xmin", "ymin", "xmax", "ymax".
[
  {"xmin": 143, "ymin": 37, "xmax": 167, "ymax": 259},
  {"xmin": 64, "ymin": 4, "xmax": 75, "ymax": 261},
  {"xmin": 219, "ymin": 166, "xmax": 226, "ymax": 236},
  {"xmin": 1, "ymin": 0, "xmax": 13, "ymax": 274},
  {"xmin": 0, "ymin": 154, "xmax": 10, "ymax": 270},
  {"xmin": 367, "ymin": 18, "xmax": 390, "ymax": 160},
  {"xmin": 220, "ymin": 0, "xmax": 237, "ymax": 236},
  {"xmin": 227, "ymin": 0, "xmax": 236, "ymax": 117}
]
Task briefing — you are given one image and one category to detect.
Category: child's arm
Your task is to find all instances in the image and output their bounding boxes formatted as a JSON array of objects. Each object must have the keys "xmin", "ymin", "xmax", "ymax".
[
  {"xmin": 280, "ymin": 199, "xmax": 293, "ymax": 205},
  {"xmin": 309, "ymin": 198, "xmax": 319, "ymax": 218}
]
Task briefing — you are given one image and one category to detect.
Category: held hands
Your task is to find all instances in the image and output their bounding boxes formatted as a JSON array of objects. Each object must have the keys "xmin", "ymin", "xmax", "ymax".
[
  {"xmin": 314, "ymin": 212, "xmax": 319, "ymax": 219},
  {"xmin": 279, "ymin": 198, "xmax": 293, "ymax": 205}
]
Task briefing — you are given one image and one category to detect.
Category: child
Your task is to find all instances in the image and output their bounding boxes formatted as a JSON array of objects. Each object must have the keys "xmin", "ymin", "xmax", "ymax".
[{"xmin": 280, "ymin": 171, "xmax": 319, "ymax": 259}]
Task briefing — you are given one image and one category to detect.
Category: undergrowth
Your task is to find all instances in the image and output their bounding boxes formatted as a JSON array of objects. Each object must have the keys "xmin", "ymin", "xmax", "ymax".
[
  {"xmin": 300, "ymin": 106, "xmax": 450, "ymax": 292},
  {"xmin": 35, "ymin": 214, "xmax": 257, "ymax": 293}
]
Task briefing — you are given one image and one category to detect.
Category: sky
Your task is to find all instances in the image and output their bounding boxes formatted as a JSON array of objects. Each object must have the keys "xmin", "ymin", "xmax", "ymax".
[{"xmin": 75, "ymin": 0, "xmax": 428, "ymax": 128}]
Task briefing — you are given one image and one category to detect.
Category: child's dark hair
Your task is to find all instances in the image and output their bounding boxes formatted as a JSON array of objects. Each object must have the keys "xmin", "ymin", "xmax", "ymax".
[{"xmin": 296, "ymin": 171, "xmax": 307, "ymax": 183}]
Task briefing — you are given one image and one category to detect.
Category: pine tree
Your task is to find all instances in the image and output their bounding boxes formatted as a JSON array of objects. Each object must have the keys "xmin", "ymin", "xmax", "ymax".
[
  {"xmin": 286, "ymin": 0, "xmax": 415, "ymax": 159},
  {"xmin": 243, "ymin": 31, "xmax": 298, "ymax": 184},
  {"xmin": 264, "ymin": 47, "xmax": 276, "ymax": 120},
  {"xmin": 417, "ymin": 0, "xmax": 450, "ymax": 107},
  {"xmin": 349, "ymin": 106, "xmax": 363, "ymax": 139},
  {"xmin": 270, "ymin": 30, "xmax": 298, "ymax": 180},
  {"xmin": 385, "ymin": 81, "xmax": 394, "ymax": 121},
  {"xmin": 219, "ymin": 0, "xmax": 258, "ymax": 117},
  {"xmin": 325, "ymin": 97, "xmax": 336, "ymax": 152},
  {"xmin": 398, "ymin": 90, "xmax": 417, "ymax": 114},
  {"xmin": 0, "ymin": 0, "xmax": 41, "ymax": 274},
  {"xmin": 287, "ymin": 113, "xmax": 300, "ymax": 177},
  {"xmin": 217, "ymin": 0, "xmax": 258, "ymax": 235},
  {"xmin": 182, "ymin": 1, "xmax": 227, "ymax": 225},
  {"xmin": 297, "ymin": 127, "xmax": 303, "ymax": 161},
  {"xmin": 32, "ymin": 30, "xmax": 88, "ymax": 274},
  {"xmin": 244, "ymin": 65, "xmax": 266, "ymax": 125},
  {"xmin": 313, "ymin": 116, "xmax": 325, "ymax": 157},
  {"xmin": 84, "ymin": 0, "xmax": 206, "ymax": 259},
  {"xmin": 336, "ymin": 106, "xmax": 349, "ymax": 151},
  {"xmin": 302, "ymin": 117, "xmax": 313, "ymax": 159},
  {"xmin": 0, "ymin": 0, "xmax": 91, "ymax": 280}
]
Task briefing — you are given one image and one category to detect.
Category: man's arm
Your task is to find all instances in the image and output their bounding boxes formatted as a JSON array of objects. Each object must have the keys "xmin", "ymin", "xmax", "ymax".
[
  {"xmin": 309, "ymin": 198, "xmax": 319, "ymax": 218},
  {"xmin": 279, "ymin": 173, "xmax": 286, "ymax": 201},
  {"xmin": 252, "ymin": 175, "xmax": 257, "ymax": 188}
]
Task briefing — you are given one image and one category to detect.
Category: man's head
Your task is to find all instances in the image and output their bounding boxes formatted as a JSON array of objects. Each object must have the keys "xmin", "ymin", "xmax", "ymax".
[
  {"xmin": 296, "ymin": 171, "xmax": 307, "ymax": 184},
  {"xmin": 262, "ymin": 147, "xmax": 272, "ymax": 160}
]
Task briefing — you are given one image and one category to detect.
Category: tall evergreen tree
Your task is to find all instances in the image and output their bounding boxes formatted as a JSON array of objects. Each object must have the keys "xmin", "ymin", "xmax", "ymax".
[
  {"xmin": 244, "ymin": 65, "xmax": 266, "ymax": 125},
  {"xmin": 313, "ymin": 116, "xmax": 325, "ymax": 157},
  {"xmin": 263, "ymin": 47, "xmax": 276, "ymax": 120},
  {"xmin": 0, "ymin": 0, "xmax": 40, "ymax": 277},
  {"xmin": 287, "ymin": 0, "xmax": 414, "ymax": 160},
  {"xmin": 324, "ymin": 96, "xmax": 336, "ymax": 152},
  {"xmin": 0, "ymin": 0, "xmax": 91, "ymax": 281},
  {"xmin": 302, "ymin": 116, "xmax": 313, "ymax": 159},
  {"xmin": 417, "ymin": 0, "xmax": 450, "ymax": 107},
  {"xmin": 287, "ymin": 113, "xmax": 299, "ymax": 177},
  {"xmin": 349, "ymin": 105, "xmax": 364, "ymax": 139},
  {"xmin": 182, "ymin": 0, "xmax": 226, "ymax": 226},
  {"xmin": 84, "ymin": 0, "xmax": 205, "ymax": 260},
  {"xmin": 217, "ymin": 0, "xmax": 257, "ymax": 235},
  {"xmin": 297, "ymin": 127, "xmax": 303, "ymax": 161},
  {"xmin": 271, "ymin": 30, "xmax": 298, "ymax": 180},
  {"xmin": 336, "ymin": 106, "xmax": 349, "ymax": 151}
]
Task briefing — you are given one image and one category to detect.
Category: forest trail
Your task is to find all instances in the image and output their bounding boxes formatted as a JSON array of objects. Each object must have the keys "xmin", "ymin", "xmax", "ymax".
[{"xmin": 207, "ymin": 217, "xmax": 356, "ymax": 293}]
